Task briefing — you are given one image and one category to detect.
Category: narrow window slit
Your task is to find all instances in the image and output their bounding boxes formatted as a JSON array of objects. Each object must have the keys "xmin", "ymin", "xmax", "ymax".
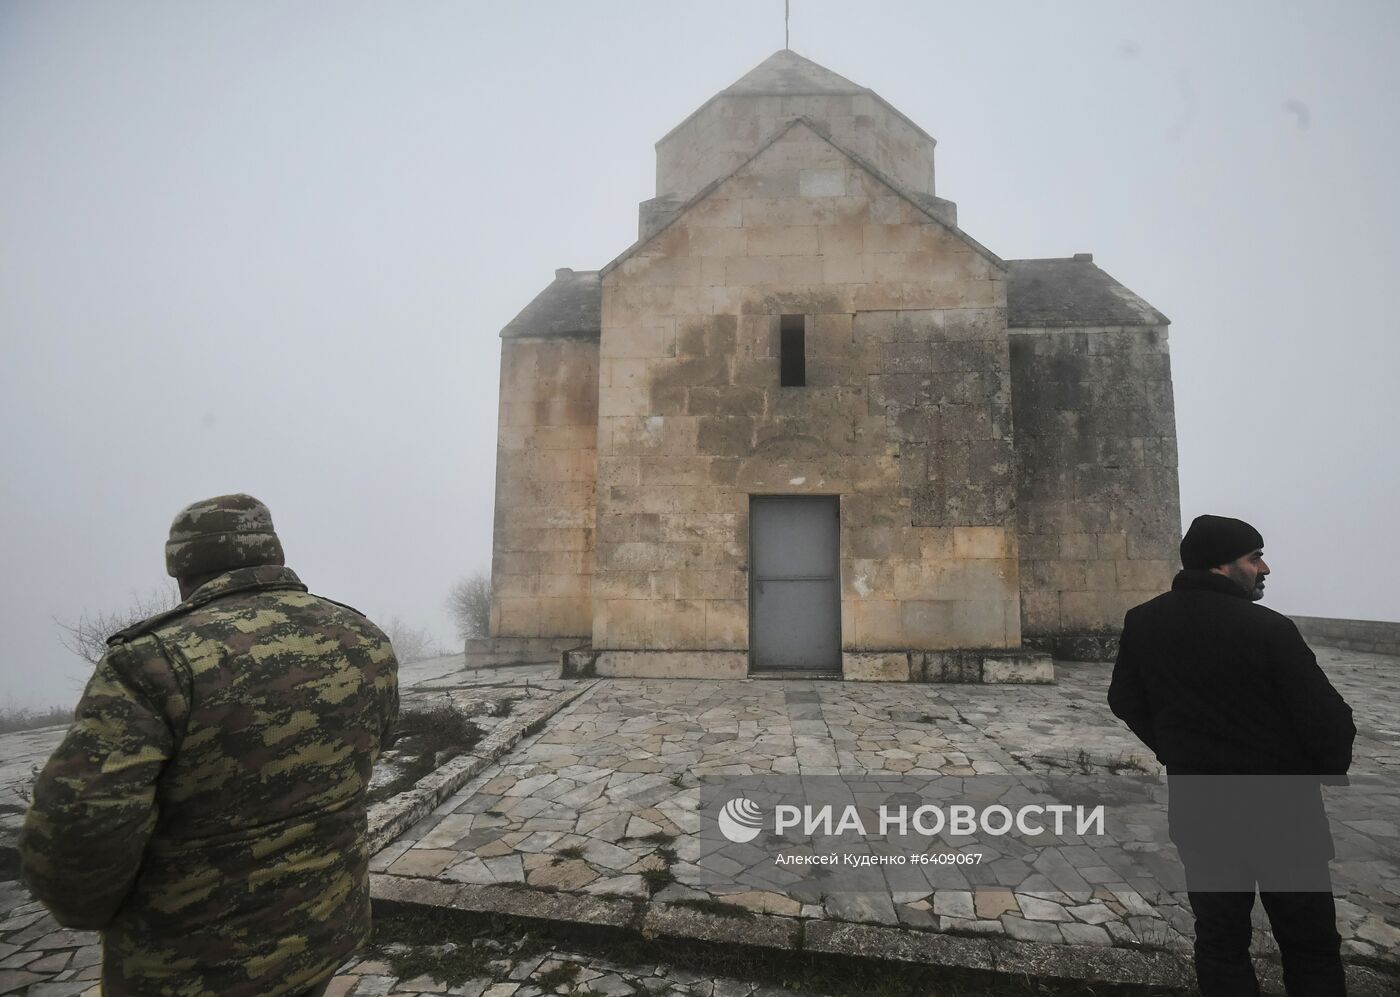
[{"xmin": 780, "ymin": 314, "xmax": 806, "ymax": 387}]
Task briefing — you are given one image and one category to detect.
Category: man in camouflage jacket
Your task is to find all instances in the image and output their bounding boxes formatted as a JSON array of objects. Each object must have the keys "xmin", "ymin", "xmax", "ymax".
[{"xmin": 20, "ymin": 494, "xmax": 400, "ymax": 997}]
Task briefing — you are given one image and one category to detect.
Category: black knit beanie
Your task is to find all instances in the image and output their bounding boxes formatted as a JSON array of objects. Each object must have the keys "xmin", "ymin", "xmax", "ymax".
[{"xmin": 1180, "ymin": 515, "xmax": 1264, "ymax": 570}]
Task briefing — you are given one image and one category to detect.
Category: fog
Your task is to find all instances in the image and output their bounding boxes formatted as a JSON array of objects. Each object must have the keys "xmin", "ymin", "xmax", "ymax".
[{"xmin": 3, "ymin": 1, "xmax": 1397, "ymax": 709}]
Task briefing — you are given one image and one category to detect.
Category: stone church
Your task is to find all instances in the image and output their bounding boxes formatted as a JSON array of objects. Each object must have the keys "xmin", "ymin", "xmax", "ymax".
[{"xmin": 483, "ymin": 50, "xmax": 1180, "ymax": 682}]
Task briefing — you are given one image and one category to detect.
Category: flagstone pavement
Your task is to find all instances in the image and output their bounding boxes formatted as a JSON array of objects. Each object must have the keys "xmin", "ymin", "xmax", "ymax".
[
  {"xmin": 3, "ymin": 646, "xmax": 1399, "ymax": 994},
  {"xmin": 379, "ymin": 647, "xmax": 1400, "ymax": 975}
]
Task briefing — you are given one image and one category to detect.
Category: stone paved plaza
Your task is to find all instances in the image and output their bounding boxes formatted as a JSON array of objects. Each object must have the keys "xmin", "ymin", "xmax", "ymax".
[
  {"xmin": 379, "ymin": 647, "xmax": 1400, "ymax": 984},
  {"xmin": 3, "ymin": 647, "xmax": 1399, "ymax": 994}
]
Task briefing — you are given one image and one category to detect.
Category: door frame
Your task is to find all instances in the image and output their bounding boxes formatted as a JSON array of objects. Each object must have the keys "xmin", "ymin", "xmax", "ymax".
[{"xmin": 746, "ymin": 493, "xmax": 843, "ymax": 672}]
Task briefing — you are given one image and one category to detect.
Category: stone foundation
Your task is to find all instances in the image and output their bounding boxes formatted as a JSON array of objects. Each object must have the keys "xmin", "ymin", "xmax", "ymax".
[
  {"xmin": 561, "ymin": 649, "xmax": 748, "ymax": 680},
  {"xmin": 1023, "ymin": 633, "xmax": 1120, "ymax": 662},
  {"xmin": 560, "ymin": 647, "xmax": 1053, "ymax": 683},
  {"xmin": 845, "ymin": 649, "xmax": 1054, "ymax": 683},
  {"xmin": 466, "ymin": 636, "xmax": 588, "ymax": 668}
]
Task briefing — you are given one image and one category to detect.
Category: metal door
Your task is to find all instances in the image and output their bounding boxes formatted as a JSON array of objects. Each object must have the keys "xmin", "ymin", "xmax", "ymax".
[{"xmin": 749, "ymin": 496, "xmax": 841, "ymax": 670}]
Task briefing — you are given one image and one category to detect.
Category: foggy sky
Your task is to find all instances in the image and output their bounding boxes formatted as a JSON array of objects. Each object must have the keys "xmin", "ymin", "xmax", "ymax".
[{"xmin": 3, "ymin": 1, "xmax": 1397, "ymax": 710}]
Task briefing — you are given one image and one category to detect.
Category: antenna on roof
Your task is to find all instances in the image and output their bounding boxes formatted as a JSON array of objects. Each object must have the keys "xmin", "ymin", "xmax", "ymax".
[{"xmin": 785, "ymin": 0, "xmax": 790, "ymax": 49}]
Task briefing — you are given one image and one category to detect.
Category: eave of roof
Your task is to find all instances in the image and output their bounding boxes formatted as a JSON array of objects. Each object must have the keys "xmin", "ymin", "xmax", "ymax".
[{"xmin": 499, "ymin": 268, "xmax": 602, "ymax": 339}]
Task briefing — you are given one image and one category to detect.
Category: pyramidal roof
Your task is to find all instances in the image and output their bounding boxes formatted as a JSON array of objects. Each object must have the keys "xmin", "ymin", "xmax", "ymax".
[
  {"xmin": 659, "ymin": 49, "xmax": 934, "ymax": 148},
  {"xmin": 724, "ymin": 49, "xmax": 865, "ymax": 96}
]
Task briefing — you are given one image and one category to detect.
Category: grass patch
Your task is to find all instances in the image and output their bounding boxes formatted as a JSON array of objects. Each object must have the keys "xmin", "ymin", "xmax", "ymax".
[
  {"xmin": 1107, "ymin": 752, "xmax": 1152, "ymax": 775},
  {"xmin": 367, "ymin": 706, "xmax": 481, "ymax": 806},
  {"xmin": 552, "ymin": 845, "xmax": 587, "ymax": 864},
  {"xmin": 669, "ymin": 897, "xmax": 755, "ymax": 919},
  {"xmin": 641, "ymin": 867, "xmax": 676, "ymax": 895},
  {"xmin": 370, "ymin": 905, "xmax": 548, "ymax": 987},
  {"xmin": 534, "ymin": 961, "xmax": 580, "ymax": 990}
]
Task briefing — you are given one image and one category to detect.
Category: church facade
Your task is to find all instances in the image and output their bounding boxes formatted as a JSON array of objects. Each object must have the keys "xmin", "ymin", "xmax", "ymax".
[{"xmin": 485, "ymin": 51, "xmax": 1180, "ymax": 682}]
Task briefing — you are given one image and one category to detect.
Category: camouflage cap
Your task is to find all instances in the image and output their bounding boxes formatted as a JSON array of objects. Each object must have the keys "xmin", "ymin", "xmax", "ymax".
[{"xmin": 165, "ymin": 493, "xmax": 285, "ymax": 579}]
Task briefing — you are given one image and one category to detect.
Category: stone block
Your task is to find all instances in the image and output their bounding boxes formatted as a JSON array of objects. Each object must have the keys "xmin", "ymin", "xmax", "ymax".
[
  {"xmin": 1083, "ymin": 560, "xmax": 1117, "ymax": 592},
  {"xmin": 982, "ymin": 654, "xmax": 1054, "ymax": 683},
  {"xmin": 1020, "ymin": 589, "xmax": 1061, "ymax": 631},
  {"xmin": 654, "ymin": 598, "xmax": 709, "ymax": 646},
  {"xmin": 1097, "ymin": 532, "xmax": 1129, "ymax": 559},
  {"xmin": 687, "ymin": 226, "xmax": 745, "ymax": 257},
  {"xmin": 685, "ymin": 197, "xmax": 743, "ymax": 228},
  {"xmin": 696, "ymin": 415, "xmax": 755, "ymax": 455},
  {"xmin": 844, "ymin": 652, "xmax": 911, "ymax": 682},
  {"xmin": 741, "ymin": 192, "xmax": 863, "ymax": 228},
  {"xmin": 745, "ymin": 224, "xmax": 819, "ymax": 257},
  {"xmin": 901, "ymin": 600, "xmax": 955, "ymax": 641},
  {"xmin": 799, "ymin": 167, "xmax": 847, "ymax": 197},
  {"xmin": 1059, "ymin": 590, "xmax": 1127, "ymax": 631},
  {"xmin": 703, "ymin": 599, "xmax": 748, "ymax": 646},
  {"xmin": 853, "ymin": 598, "xmax": 902, "ymax": 645},
  {"xmin": 818, "ymin": 220, "xmax": 864, "ymax": 256},
  {"xmin": 951, "ymin": 598, "xmax": 1013, "ymax": 647},
  {"xmin": 862, "ymin": 223, "xmax": 930, "ymax": 254},
  {"xmin": 1115, "ymin": 558, "xmax": 1172, "ymax": 592},
  {"xmin": 921, "ymin": 650, "xmax": 981, "ymax": 682},
  {"xmin": 953, "ymin": 526, "xmax": 1011, "ymax": 559},
  {"xmin": 1059, "ymin": 533, "xmax": 1097, "ymax": 560}
]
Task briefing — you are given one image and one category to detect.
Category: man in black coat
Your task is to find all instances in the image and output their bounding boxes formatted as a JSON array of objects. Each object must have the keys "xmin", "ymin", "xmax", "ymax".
[{"xmin": 1109, "ymin": 514, "xmax": 1355, "ymax": 997}]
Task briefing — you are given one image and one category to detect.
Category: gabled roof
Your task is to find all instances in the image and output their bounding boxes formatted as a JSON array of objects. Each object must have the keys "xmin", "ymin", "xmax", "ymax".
[
  {"xmin": 604, "ymin": 116, "xmax": 1002, "ymax": 279},
  {"xmin": 658, "ymin": 49, "xmax": 936, "ymax": 149},
  {"xmin": 1007, "ymin": 256, "xmax": 1169, "ymax": 328},
  {"xmin": 499, "ymin": 268, "xmax": 601, "ymax": 339}
]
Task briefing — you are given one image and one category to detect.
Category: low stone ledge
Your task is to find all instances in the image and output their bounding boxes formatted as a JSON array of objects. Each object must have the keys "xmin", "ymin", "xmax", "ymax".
[
  {"xmin": 464, "ymin": 636, "xmax": 586, "ymax": 667},
  {"xmin": 1024, "ymin": 633, "xmax": 1120, "ymax": 662},
  {"xmin": 1293, "ymin": 616, "xmax": 1400, "ymax": 657},
  {"xmin": 373, "ymin": 874, "xmax": 639, "ymax": 931},
  {"xmin": 640, "ymin": 902, "xmax": 801, "ymax": 950},
  {"xmin": 562, "ymin": 649, "xmax": 747, "ymax": 680},
  {"xmin": 370, "ymin": 879, "xmax": 1323, "ymax": 993},
  {"xmin": 367, "ymin": 681, "xmax": 594, "ymax": 854},
  {"xmin": 561, "ymin": 648, "xmax": 1054, "ymax": 682},
  {"xmin": 914, "ymin": 649, "xmax": 1054, "ymax": 684}
]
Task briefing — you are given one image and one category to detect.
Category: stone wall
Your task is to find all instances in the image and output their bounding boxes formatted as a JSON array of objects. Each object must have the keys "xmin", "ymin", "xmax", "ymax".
[
  {"xmin": 1293, "ymin": 616, "xmax": 1400, "ymax": 657},
  {"xmin": 1008, "ymin": 325, "xmax": 1180, "ymax": 657},
  {"xmin": 489, "ymin": 337, "xmax": 598, "ymax": 640},
  {"xmin": 657, "ymin": 92, "xmax": 937, "ymax": 206},
  {"xmin": 596, "ymin": 121, "xmax": 1018, "ymax": 668}
]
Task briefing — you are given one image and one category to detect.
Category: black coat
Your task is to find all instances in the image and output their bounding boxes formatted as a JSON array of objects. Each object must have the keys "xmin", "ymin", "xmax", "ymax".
[{"xmin": 1108, "ymin": 569, "xmax": 1355, "ymax": 777}]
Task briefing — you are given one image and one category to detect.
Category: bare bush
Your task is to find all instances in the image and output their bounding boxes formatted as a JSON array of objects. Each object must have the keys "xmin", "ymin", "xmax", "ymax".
[
  {"xmin": 447, "ymin": 572, "xmax": 491, "ymax": 641},
  {"xmin": 382, "ymin": 616, "xmax": 446, "ymax": 664},
  {"xmin": 0, "ymin": 707, "xmax": 71, "ymax": 735},
  {"xmin": 55, "ymin": 584, "xmax": 180, "ymax": 665}
]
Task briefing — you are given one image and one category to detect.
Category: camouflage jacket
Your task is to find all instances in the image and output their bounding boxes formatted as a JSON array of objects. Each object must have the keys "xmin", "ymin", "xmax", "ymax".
[{"xmin": 19, "ymin": 565, "xmax": 399, "ymax": 997}]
